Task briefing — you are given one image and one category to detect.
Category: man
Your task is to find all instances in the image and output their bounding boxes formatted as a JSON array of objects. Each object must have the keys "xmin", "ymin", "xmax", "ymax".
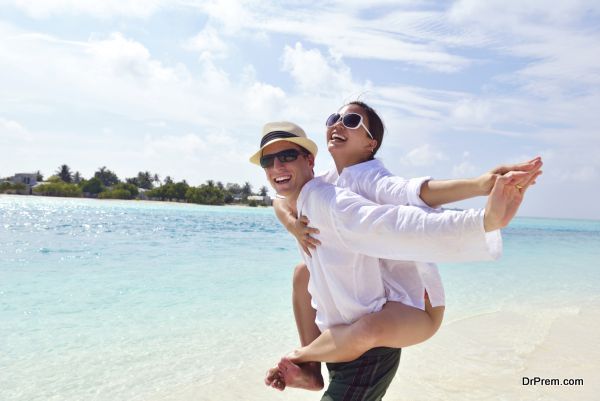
[{"xmin": 250, "ymin": 121, "xmax": 536, "ymax": 400}]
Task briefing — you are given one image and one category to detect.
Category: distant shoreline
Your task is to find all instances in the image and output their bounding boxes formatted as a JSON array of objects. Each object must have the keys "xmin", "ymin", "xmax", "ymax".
[{"xmin": 0, "ymin": 193, "xmax": 272, "ymax": 208}]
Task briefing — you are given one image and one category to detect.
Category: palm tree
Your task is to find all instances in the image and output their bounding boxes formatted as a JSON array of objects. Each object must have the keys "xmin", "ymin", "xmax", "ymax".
[
  {"xmin": 56, "ymin": 164, "xmax": 72, "ymax": 183},
  {"xmin": 137, "ymin": 171, "xmax": 153, "ymax": 189},
  {"xmin": 242, "ymin": 181, "xmax": 253, "ymax": 197},
  {"xmin": 94, "ymin": 166, "xmax": 119, "ymax": 187},
  {"xmin": 73, "ymin": 171, "xmax": 82, "ymax": 184}
]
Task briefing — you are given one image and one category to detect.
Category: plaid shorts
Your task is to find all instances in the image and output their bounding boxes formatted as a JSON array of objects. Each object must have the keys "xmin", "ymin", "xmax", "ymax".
[{"xmin": 321, "ymin": 347, "xmax": 401, "ymax": 401}]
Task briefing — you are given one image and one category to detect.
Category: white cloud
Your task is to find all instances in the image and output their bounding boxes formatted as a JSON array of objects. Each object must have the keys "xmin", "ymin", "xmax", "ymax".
[
  {"xmin": 447, "ymin": 0, "xmax": 600, "ymax": 96},
  {"xmin": 183, "ymin": 26, "xmax": 229, "ymax": 60},
  {"xmin": 197, "ymin": 0, "xmax": 257, "ymax": 35},
  {"xmin": 402, "ymin": 144, "xmax": 447, "ymax": 167},
  {"xmin": 451, "ymin": 99, "xmax": 492, "ymax": 126},
  {"xmin": 206, "ymin": 131, "xmax": 235, "ymax": 146},
  {"xmin": 86, "ymin": 33, "xmax": 183, "ymax": 82},
  {"xmin": 559, "ymin": 166, "xmax": 597, "ymax": 182},
  {"xmin": 448, "ymin": 0, "xmax": 600, "ymax": 28},
  {"xmin": 265, "ymin": 11, "xmax": 470, "ymax": 72},
  {"xmin": 0, "ymin": 117, "xmax": 32, "ymax": 141},
  {"xmin": 452, "ymin": 160, "xmax": 477, "ymax": 178},
  {"xmin": 193, "ymin": 1, "xmax": 471, "ymax": 72},
  {"xmin": 8, "ymin": 0, "xmax": 165, "ymax": 18},
  {"xmin": 282, "ymin": 42, "xmax": 362, "ymax": 95},
  {"xmin": 538, "ymin": 148, "xmax": 600, "ymax": 185},
  {"xmin": 243, "ymin": 82, "xmax": 286, "ymax": 117},
  {"xmin": 143, "ymin": 133, "xmax": 207, "ymax": 159}
]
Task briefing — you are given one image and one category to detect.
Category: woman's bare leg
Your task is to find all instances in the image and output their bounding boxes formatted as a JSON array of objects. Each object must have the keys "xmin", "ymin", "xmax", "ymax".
[{"xmin": 288, "ymin": 298, "xmax": 445, "ymax": 364}]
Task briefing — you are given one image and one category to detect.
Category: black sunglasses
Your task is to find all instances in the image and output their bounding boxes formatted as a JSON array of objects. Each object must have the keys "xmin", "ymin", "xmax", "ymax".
[
  {"xmin": 260, "ymin": 148, "xmax": 306, "ymax": 168},
  {"xmin": 325, "ymin": 112, "xmax": 374, "ymax": 139}
]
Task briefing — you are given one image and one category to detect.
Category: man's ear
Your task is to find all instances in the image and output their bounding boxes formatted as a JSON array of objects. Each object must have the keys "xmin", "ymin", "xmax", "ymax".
[{"xmin": 307, "ymin": 153, "xmax": 315, "ymax": 168}]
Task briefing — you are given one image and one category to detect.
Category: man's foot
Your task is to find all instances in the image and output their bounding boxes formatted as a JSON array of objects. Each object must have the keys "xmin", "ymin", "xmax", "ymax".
[
  {"xmin": 264, "ymin": 365, "xmax": 286, "ymax": 391},
  {"xmin": 277, "ymin": 358, "xmax": 324, "ymax": 391}
]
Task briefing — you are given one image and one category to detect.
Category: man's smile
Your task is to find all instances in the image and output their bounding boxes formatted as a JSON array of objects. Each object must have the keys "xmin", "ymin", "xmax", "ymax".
[{"xmin": 274, "ymin": 175, "xmax": 292, "ymax": 184}]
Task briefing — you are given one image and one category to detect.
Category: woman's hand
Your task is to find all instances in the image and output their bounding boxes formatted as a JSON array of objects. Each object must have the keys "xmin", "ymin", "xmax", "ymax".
[
  {"xmin": 478, "ymin": 157, "xmax": 543, "ymax": 195},
  {"xmin": 292, "ymin": 215, "xmax": 321, "ymax": 256}
]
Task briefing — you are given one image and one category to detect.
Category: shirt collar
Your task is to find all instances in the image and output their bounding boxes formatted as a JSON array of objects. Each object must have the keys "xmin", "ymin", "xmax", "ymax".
[{"xmin": 339, "ymin": 158, "xmax": 383, "ymax": 180}]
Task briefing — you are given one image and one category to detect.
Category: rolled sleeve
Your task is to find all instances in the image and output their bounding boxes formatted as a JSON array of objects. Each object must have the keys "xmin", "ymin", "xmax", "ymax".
[{"xmin": 406, "ymin": 176, "xmax": 434, "ymax": 209}]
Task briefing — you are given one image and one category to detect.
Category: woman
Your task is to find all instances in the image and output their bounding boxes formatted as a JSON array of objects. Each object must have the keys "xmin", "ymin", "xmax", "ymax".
[{"xmin": 267, "ymin": 101, "xmax": 542, "ymax": 390}]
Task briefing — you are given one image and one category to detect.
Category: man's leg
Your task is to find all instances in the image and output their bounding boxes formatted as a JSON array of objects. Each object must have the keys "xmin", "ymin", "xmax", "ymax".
[
  {"xmin": 321, "ymin": 347, "xmax": 401, "ymax": 401},
  {"xmin": 265, "ymin": 263, "xmax": 324, "ymax": 391}
]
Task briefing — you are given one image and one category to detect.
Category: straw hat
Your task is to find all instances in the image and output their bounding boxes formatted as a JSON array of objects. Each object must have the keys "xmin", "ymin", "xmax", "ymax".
[{"xmin": 249, "ymin": 121, "xmax": 318, "ymax": 165}]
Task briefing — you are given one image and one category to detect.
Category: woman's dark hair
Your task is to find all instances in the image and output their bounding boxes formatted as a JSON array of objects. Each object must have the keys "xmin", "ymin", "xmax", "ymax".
[{"xmin": 347, "ymin": 100, "xmax": 385, "ymax": 158}]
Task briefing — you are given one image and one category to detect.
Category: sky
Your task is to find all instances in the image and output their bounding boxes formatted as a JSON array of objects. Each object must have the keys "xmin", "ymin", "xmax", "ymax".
[{"xmin": 0, "ymin": 0, "xmax": 599, "ymax": 219}]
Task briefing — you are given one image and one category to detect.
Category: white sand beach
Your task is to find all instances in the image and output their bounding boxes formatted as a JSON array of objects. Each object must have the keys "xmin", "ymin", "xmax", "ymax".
[{"xmin": 158, "ymin": 298, "xmax": 599, "ymax": 401}]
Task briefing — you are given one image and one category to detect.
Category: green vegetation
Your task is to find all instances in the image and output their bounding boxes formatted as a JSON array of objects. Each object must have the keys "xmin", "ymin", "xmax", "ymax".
[
  {"xmin": 4, "ymin": 164, "xmax": 270, "ymax": 206},
  {"xmin": 186, "ymin": 183, "xmax": 225, "ymax": 205},
  {"xmin": 126, "ymin": 171, "xmax": 156, "ymax": 190},
  {"xmin": 147, "ymin": 181, "xmax": 189, "ymax": 201},
  {"xmin": 99, "ymin": 189, "xmax": 132, "ymax": 200},
  {"xmin": 80, "ymin": 177, "xmax": 105, "ymax": 195},
  {"xmin": 0, "ymin": 182, "xmax": 26, "ymax": 193},
  {"xmin": 98, "ymin": 183, "xmax": 139, "ymax": 199},
  {"xmin": 33, "ymin": 182, "xmax": 82, "ymax": 197},
  {"xmin": 47, "ymin": 175, "xmax": 62, "ymax": 183}
]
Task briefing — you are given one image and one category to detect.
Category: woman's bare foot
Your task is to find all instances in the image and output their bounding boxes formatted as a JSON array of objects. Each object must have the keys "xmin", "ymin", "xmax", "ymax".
[
  {"xmin": 286, "ymin": 348, "xmax": 304, "ymax": 362},
  {"xmin": 277, "ymin": 358, "xmax": 324, "ymax": 391}
]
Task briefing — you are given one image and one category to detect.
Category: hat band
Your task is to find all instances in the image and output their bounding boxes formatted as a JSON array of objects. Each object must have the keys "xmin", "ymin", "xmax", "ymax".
[{"xmin": 260, "ymin": 131, "xmax": 299, "ymax": 147}]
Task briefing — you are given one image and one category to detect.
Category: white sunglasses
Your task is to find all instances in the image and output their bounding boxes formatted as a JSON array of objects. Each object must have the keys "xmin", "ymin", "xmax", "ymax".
[{"xmin": 325, "ymin": 112, "xmax": 374, "ymax": 139}]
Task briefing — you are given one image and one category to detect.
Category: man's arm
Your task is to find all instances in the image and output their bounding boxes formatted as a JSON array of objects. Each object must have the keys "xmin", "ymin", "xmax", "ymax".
[
  {"xmin": 419, "ymin": 157, "xmax": 542, "ymax": 208},
  {"xmin": 317, "ymin": 170, "xmax": 539, "ymax": 263}
]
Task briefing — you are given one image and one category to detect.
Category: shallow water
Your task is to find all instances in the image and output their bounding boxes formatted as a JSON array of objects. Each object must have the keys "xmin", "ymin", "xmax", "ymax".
[{"xmin": 1, "ymin": 195, "xmax": 599, "ymax": 400}]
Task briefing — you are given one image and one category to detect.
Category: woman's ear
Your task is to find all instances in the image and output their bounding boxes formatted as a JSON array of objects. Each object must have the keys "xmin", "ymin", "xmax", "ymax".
[{"xmin": 370, "ymin": 139, "xmax": 378, "ymax": 153}]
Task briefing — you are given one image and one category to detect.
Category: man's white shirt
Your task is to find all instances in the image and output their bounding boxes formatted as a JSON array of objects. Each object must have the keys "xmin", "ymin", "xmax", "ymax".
[
  {"xmin": 319, "ymin": 160, "xmax": 446, "ymax": 309},
  {"xmin": 296, "ymin": 174, "xmax": 501, "ymax": 332}
]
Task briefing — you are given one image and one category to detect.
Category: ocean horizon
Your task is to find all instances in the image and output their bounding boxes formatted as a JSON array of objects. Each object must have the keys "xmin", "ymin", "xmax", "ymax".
[{"xmin": 2, "ymin": 194, "xmax": 599, "ymax": 401}]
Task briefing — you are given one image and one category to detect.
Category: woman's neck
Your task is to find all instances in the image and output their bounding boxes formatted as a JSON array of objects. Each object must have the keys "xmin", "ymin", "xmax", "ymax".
[{"xmin": 334, "ymin": 154, "xmax": 372, "ymax": 174}]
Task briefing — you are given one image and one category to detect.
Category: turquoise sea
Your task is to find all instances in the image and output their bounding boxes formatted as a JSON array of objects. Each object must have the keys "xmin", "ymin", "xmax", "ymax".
[{"xmin": 1, "ymin": 195, "xmax": 599, "ymax": 401}]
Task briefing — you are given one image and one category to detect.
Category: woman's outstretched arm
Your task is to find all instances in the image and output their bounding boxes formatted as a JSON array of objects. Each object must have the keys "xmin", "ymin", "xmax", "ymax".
[{"xmin": 419, "ymin": 156, "xmax": 542, "ymax": 208}]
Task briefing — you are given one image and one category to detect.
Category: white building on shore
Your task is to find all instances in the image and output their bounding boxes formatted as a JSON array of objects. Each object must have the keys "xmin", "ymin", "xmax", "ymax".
[
  {"xmin": 247, "ymin": 195, "xmax": 272, "ymax": 206},
  {"xmin": 11, "ymin": 173, "xmax": 38, "ymax": 194}
]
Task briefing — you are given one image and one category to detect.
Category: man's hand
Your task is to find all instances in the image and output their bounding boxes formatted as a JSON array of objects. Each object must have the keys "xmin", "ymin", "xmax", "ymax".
[
  {"xmin": 484, "ymin": 168, "xmax": 542, "ymax": 232},
  {"xmin": 292, "ymin": 215, "xmax": 321, "ymax": 257},
  {"xmin": 478, "ymin": 156, "xmax": 543, "ymax": 195}
]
